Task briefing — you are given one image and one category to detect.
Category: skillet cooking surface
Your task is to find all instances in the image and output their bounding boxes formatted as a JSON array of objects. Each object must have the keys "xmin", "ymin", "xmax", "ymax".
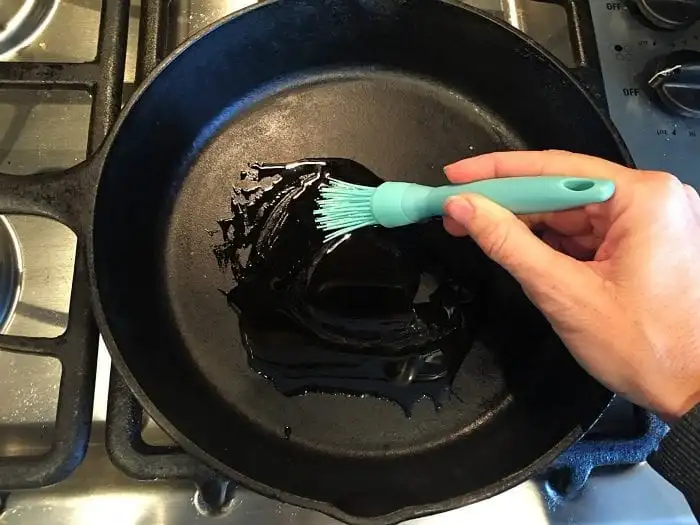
[{"xmin": 168, "ymin": 69, "xmax": 531, "ymax": 452}]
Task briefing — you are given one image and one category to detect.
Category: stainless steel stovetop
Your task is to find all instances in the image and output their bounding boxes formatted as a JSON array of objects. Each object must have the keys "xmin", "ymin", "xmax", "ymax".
[{"xmin": 0, "ymin": 1, "xmax": 697, "ymax": 524}]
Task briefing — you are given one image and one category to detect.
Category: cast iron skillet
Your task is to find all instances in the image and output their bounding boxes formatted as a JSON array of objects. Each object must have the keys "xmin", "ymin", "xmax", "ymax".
[{"xmin": 0, "ymin": 0, "xmax": 631, "ymax": 523}]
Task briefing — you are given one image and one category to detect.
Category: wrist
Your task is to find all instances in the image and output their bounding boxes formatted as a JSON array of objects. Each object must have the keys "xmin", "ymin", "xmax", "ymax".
[{"xmin": 657, "ymin": 390, "xmax": 700, "ymax": 424}]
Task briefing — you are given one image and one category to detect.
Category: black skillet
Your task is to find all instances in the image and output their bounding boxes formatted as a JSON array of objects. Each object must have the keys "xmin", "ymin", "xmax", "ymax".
[{"xmin": 0, "ymin": 0, "xmax": 631, "ymax": 523}]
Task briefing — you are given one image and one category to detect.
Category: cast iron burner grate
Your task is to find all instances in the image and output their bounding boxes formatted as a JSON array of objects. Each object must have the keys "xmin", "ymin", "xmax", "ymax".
[
  {"xmin": 0, "ymin": 0, "xmax": 128, "ymax": 490},
  {"xmin": 0, "ymin": 0, "xmax": 667, "ymax": 512}
]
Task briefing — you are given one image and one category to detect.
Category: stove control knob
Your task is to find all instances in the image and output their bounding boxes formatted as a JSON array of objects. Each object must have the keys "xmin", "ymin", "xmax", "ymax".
[
  {"xmin": 646, "ymin": 50, "xmax": 700, "ymax": 118},
  {"xmin": 632, "ymin": 0, "xmax": 700, "ymax": 30}
]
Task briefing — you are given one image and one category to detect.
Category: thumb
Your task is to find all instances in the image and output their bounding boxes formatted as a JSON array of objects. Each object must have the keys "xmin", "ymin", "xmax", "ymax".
[{"xmin": 444, "ymin": 194, "xmax": 581, "ymax": 291}]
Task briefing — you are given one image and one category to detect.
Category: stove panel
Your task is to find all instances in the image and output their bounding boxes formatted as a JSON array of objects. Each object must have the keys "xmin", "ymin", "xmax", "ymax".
[{"xmin": 590, "ymin": 2, "xmax": 700, "ymax": 184}]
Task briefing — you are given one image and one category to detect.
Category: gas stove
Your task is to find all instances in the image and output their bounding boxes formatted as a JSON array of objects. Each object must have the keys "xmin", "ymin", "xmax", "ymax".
[
  {"xmin": 590, "ymin": 1, "xmax": 700, "ymax": 183},
  {"xmin": 0, "ymin": 1, "xmax": 697, "ymax": 524}
]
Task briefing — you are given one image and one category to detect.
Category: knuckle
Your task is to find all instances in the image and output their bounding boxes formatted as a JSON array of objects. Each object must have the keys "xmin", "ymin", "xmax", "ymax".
[
  {"xmin": 684, "ymin": 183, "xmax": 699, "ymax": 199},
  {"xmin": 542, "ymin": 149, "xmax": 571, "ymax": 157},
  {"xmin": 640, "ymin": 171, "xmax": 684, "ymax": 198},
  {"xmin": 646, "ymin": 170, "xmax": 680, "ymax": 186},
  {"xmin": 542, "ymin": 149, "xmax": 575, "ymax": 166},
  {"xmin": 480, "ymin": 221, "xmax": 512, "ymax": 262}
]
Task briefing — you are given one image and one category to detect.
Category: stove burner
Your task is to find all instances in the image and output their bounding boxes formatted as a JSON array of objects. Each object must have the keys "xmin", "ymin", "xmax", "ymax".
[
  {"xmin": 0, "ymin": 216, "xmax": 22, "ymax": 333},
  {"xmin": 0, "ymin": 0, "xmax": 59, "ymax": 59}
]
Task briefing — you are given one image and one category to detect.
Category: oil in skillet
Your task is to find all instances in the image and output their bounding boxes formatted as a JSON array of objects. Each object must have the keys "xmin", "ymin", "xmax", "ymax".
[{"xmin": 213, "ymin": 158, "xmax": 481, "ymax": 414}]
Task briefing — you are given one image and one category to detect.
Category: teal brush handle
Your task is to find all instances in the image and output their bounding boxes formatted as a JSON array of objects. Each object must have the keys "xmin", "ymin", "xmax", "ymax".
[{"xmin": 371, "ymin": 177, "xmax": 615, "ymax": 228}]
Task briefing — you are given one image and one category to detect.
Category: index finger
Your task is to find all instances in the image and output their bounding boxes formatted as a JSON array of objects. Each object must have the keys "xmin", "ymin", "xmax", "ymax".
[{"xmin": 443, "ymin": 150, "xmax": 632, "ymax": 184}]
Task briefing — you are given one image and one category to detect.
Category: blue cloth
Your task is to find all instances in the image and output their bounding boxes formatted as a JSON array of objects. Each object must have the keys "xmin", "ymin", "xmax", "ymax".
[{"xmin": 543, "ymin": 411, "xmax": 668, "ymax": 507}]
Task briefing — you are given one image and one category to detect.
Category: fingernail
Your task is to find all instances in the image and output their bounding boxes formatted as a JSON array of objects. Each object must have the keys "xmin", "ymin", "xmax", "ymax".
[
  {"xmin": 444, "ymin": 196, "xmax": 474, "ymax": 225},
  {"xmin": 443, "ymin": 162, "xmax": 459, "ymax": 176}
]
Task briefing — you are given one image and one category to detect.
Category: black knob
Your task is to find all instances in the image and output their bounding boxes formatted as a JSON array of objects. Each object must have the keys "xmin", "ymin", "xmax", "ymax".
[
  {"xmin": 632, "ymin": 0, "xmax": 700, "ymax": 29},
  {"xmin": 645, "ymin": 50, "xmax": 700, "ymax": 117}
]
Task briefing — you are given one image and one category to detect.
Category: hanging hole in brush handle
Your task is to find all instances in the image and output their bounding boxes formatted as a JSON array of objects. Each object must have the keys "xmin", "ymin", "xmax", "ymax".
[{"xmin": 562, "ymin": 179, "xmax": 595, "ymax": 191}]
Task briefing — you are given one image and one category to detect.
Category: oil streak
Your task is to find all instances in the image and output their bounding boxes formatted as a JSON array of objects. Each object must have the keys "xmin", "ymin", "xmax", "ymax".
[{"xmin": 213, "ymin": 159, "xmax": 480, "ymax": 414}]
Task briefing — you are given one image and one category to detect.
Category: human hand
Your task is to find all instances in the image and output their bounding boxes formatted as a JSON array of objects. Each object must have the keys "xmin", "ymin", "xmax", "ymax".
[{"xmin": 443, "ymin": 150, "xmax": 700, "ymax": 422}]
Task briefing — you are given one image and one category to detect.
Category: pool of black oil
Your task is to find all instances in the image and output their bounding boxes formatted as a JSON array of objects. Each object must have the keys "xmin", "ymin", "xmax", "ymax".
[{"xmin": 213, "ymin": 158, "xmax": 483, "ymax": 414}]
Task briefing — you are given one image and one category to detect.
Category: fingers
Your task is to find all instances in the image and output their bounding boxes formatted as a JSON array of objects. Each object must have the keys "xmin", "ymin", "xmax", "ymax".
[
  {"xmin": 526, "ymin": 209, "xmax": 592, "ymax": 236},
  {"xmin": 444, "ymin": 194, "xmax": 584, "ymax": 292},
  {"xmin": 541, "ymin": 231, "xmax": 598, "ymax": 261},
  {"xmin": 443, "ymin": 216, "xmax": 468, "ymax": 237},
  {"xmin": 443, "ymin": 150, "xmax": 663, "ymax": 238},
  {"xmin": 444, "ymin": 209, "xmax": 592, "ymax": 238},
  {"xmin": 443, "ymin": 150, "xmax": 631, "ymax": 184}
]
